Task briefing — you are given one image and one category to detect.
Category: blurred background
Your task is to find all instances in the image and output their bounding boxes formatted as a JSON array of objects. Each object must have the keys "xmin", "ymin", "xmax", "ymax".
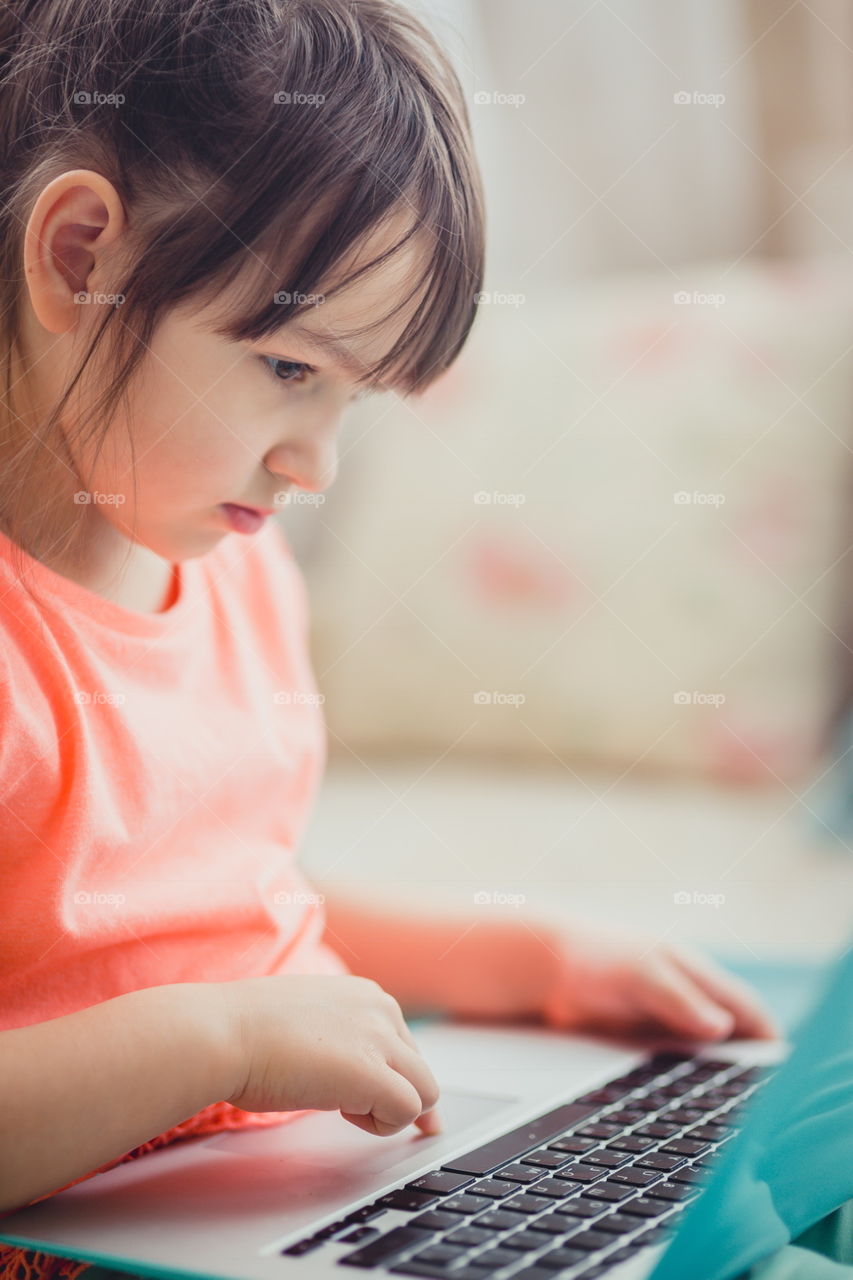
[{"xmin": 278, "ymin": 0, "xmax": 853, "ymax": 1020}]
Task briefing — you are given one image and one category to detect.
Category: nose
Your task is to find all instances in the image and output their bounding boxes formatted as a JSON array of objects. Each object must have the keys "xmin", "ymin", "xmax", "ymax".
[{"xmin": 264, "ymin": 421, "xmax": 340, "ymax": 495}]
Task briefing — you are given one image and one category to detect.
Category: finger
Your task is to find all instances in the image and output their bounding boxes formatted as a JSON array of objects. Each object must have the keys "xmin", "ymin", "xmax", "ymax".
[
  {"xmin": 387, "ymin": 1041, "xmax": 441, "ymax": 1119},
  {"xmin": 636, "ymin": 953, "xmax": 737, "ymax": 1040},
  {"xmin": 371, "ymin": 1067, "xmax": 427, "ymax": 1136},
  {"xmin": 668, "ymin": 946, "xmax": 779, "ymax": 1040}
]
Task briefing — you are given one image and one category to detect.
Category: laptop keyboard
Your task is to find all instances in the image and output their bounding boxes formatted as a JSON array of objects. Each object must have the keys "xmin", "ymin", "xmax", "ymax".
[{"xmin": 280, "ymin": 1051, "xmax": 772, "ymax": 1278}]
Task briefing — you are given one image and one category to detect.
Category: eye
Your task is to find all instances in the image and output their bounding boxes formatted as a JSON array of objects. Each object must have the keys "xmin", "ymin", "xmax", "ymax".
[{"xmin": 260, "ymin": 355, "xmax": 316, "ymax": 386}]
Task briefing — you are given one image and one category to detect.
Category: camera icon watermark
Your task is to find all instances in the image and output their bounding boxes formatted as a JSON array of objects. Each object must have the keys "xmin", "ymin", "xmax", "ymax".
[
  {"xmin": 73, "ymin": 689, "xmax": 126, "ymax": 706},
  {"xmin": 473, "ymin": 889, "xmax": 527, "ymax": 907},
  {"xmin": 73, "ymin": 490, "xmax": 126, "ymax": 505},
  {"xmin": 273, "ymin": 90, "xmax": 325, "ymax": 106},
  {"xmin": 273, "ymin": 290, "xmax": 325, "ymax": 306},
  {"xmin": 473, "ymin": 489, "xmax": 526, "ymax": 506},
  {"xmin": 73, "ymin": 90, "xmax": 125, "ymax": 107},
  {"xmin": 273, "ymin": 690, "xmax": 326, "ymax": 706},
  {"xmin": 473, "ymin": 690, "xmax": 526, "ymax": 707},
  {"xmin": 673, "ymin": 690, "xmax": 726, "ymax": 707},
  {"xmin": 473, "ymin": 291, "xmax": 525, "ymax": 307},
  {"xmin": 673, "ymin": 90, "xmax": 726, "ymax": 108},
  {"xmin": 273, "ymin": 889, "xmax": 326, "ymax": 905},
  {"xmin": 673, "ymin": 290, "xmax": 726, "ymax": 307},
  {"xmin": 673, "ymin": 889, "xmax": 726, "ymax": 908},
  {"xmin": 473, "ymin": 90, "xmax": 526, "ymax": 108},
  {"xmin": 73, "ymin": 889, "xmax": 127, "ymax": 906},
  {"xmin": 673, "ymin": 490, "xmax": 726, "ymax": 507},
  {"xmin": 274, "ymin": 490, "xmax": 326, "ymax": 505},
  {"xmin": 73, "ymin": 291, "xmax": 125, "ymax": 307}
]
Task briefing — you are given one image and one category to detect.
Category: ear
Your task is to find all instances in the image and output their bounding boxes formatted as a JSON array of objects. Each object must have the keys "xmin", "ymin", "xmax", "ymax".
[{"xmin": 23, "ymin": 168, "xmax": 126, "ymax": 336}]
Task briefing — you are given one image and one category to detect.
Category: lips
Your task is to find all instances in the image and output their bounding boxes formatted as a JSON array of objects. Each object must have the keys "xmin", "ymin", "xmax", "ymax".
[{"xmin": 220, "ymin": 503, "xmax": 271, "ymax": 534}]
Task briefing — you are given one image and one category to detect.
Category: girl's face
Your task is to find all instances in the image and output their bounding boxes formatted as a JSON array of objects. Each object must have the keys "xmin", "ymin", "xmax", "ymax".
[{"xmin": 22, "ymin": 186, "xmax": 424, "ymax": 566}]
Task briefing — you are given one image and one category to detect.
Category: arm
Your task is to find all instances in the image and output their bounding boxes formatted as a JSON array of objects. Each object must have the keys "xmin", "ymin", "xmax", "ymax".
[
  {"xmin": 0, "ymin": 982, "xmax": 237, "ymax": 1214},
  {"xmin": 317, "ymin": 887, "xmax": 555, "ymax": 1020}
]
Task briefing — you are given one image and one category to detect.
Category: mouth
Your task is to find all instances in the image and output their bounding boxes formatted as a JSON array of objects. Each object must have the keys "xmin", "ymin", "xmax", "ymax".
[{"xmin": 219, "ymin": 502, "xmax": 274, "ymax": 534}]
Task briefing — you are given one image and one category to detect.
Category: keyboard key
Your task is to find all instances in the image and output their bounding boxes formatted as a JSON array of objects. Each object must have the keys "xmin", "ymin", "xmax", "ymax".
[
  {"xmin": 339, "ymin": 1225, "xmax": 435, "ymax": 1267},
  {"xmin": 635, "ymin": 1153, "xmax": 686, "ymax": 1173},
  {"xmin": 660, "ymin": 1139, "xmax": 710, "ymax": 1157},
  {"xmin": 469, "ymin": 1178, "xmax": 514, "ymax": 1198},
  {"xmin": 576, "ymin": 1122, "xmax": 622, "ymax": 1139},
  {"xmin": 556, "ymin": 1165, "xmax": 605, "ymax": 1184},
  {"xmin": 580, "ymin": 1181, "xmax": 635, "ymax": 1203},
  {"xmin": 686, "ymin": 1124, "xmax": 729, "ymax": 1142},
  {"xmin": 407, "ymin": 1244, "xmax": 469, "ymax": 1265},
  {"xmin": 507, "ymin": 1268, "xmax": 572, "ymax": 1280},
  {"xmin": 409, "ymin": 1171, "xmax": 475, "ymax": 1195},
  {"xmin": 636, "ymin": 1121, "xmax": 680, "ymax": 1139},
  {"xmin": 534, "ymin": 1246, "xmax": 589, "ymax": 1268},
  {"xmin": 443, "ymin": 1225, "xmax": 493, "ymax": 1248},
  {"xmin": 409, "ymin": 1210, "xmax": 461, "ymax": 1231},
  {"xmin": 504, "ymin": 1230, "xmax": 552, "ymax": 1251},
  {"xmin": 580, "ymin": 1150, "xmax": 631, "ymax": 1169},
  {"xmin": 552, "ymin": 1199, "xmax": 607, "ymax": 1220},
  {"xmin": 336, "ymin": 1228, "xmax": 382, "ymax": 1246},
  {"xmin": 472, "ymin": 1208, "xmax": 527, "ymax": 1231},
  {"xmin": 610, "ymin": 1167, "xmax": 662, "ymax": 1187},
  {"xmin": 344, "ymin": 1205, "xmax": 390, "ymax": 1225},
  {"xmin": 281, "ymin": 1238, "xmax": 325, "ymax": 1256},
  {"xmin": 596, "ymin": 1212, "xmax": 642, "ymax": 1234},
  {"xmin": 379, "ymin": 1190, "xmax": 439, "ymax": 1212},
  {"xmin": 562, "ymin": 1228, "xmax": 614, "ymax": 1251},
  {"xmin": 493, "ymin": 1163, "xmax": 545, "ymax": 1184},
  {"xmin": 603, "ymin": 1109, "xmax": 647, "ymax": 1125},
  {"xmin": 528, "ymin": 1213, "xmax": 577, "ymax": 1235},
  {"xmin": 469, "ymin": 1246, "xmax": 521, "ymax": 1267},
  {"xmin": 520, "ymin": 1149, "xmax": 573, "ymax": 1169},
  {"xmin": 646, "ymin": 1182, "xmax": 699, "ymax": 1203},
  {"xmin": 670, "ymin": 1167, "xmax": 707, "ymax": 1186},
  {"xmin": 441, "ymin": 1103, "xmax": 598, "ymax": 1176},
  {"xmin": 607, "ymin": 1135, "xmax": 655, "ymax": 1153},
  {"xmin": 547, "ymin": 1135, "xmax": 596, "ymax": 1155},
  {"xmin": 501, "ymin": 1193, "xmax": 555, "ymax": 1215},
  {"xmin": 440, "ymin": 1194, "xmax": 494, "ymax": 1215},
  {"xmin": 620, "ymin": 1197, "xmax": 666, "ymax": 1219},
  {"xmin": 529, "ymin": 1177, "xmax": 578, "ymax": 1198},
  {"xmin": 390, "ymin": 1266, "xmax": 489, "ymax": 1279},
  {"xmin": 660, "ymin": 1108, "xmax": 704, "ymax": 1125}
]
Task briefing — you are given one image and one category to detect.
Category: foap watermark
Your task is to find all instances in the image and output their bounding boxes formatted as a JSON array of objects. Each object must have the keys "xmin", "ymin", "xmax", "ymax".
[
  {"xmin": 673, "ymin": 90, "xmax": 726, "ymax": 108},
  {"xmin": 73, "ymin": 690, "xmax": 126, "ymax": 706},
  {"xmin": 673, "ymin": 290, "xmax": 725, "ymax": 308},
  {"xmin": 473, "ymin": 490, "xmax": 526, "ymax": 506},
  {"xmin": 273, "ymin": 889, "xmax": 326, "ymax": 905},
  {"xmin": 273, "ymin": 290, "xmax": 325, "ymax": 306},
  {"xmin": 73, "ymin": 290, "xmax": 125, "ymax": 307},
  {"xmin": 74, "ymin": 490, "xmax": 126, "ymax": 505},
  {"xmin": 73, "ymin": 890, "xmax": 127, "ymax": 906},
  {"xmin": 473, "ymin": 690, "xmax": 526, "ymax": 707},
  {"xmin": 274, "ymin": 490, "xmax": 326, "ymax": 506},
  {"xmin": 473, "ymin": 889, "xmax": 527, "ymax": 907},
  {"xmin": 673, "ymin": 690, "xmax": 726, "ymax": 708},
  {"xmin": 273, "ymin": 690, "xmax": 326, "ymax": 706},
  {"xmin": 673, "ymin": 490, "xmax": 726, "ymax": 507},
  {"xmin": 473, "ymin": 291, "xmax": 525, "ymax": 308},
  {"xmin": 673, "ymin": 889, "xmax": 726, "ymax": 909},
  {"xmin": 473, "ymin": 90, "xmax": 526, "ymax": 108},
  {"xmin": 273, "ymin": 90, "xmax": 325, "ymax": 106},
  {"xmin": 73, "ymin": 90, "xmax": 125, "ymax": 107}
]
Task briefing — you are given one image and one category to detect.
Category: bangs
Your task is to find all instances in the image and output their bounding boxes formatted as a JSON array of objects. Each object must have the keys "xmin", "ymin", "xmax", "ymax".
[{"xmin": 185, "ymin": 0, "xmax": 485, "ymax": 395}]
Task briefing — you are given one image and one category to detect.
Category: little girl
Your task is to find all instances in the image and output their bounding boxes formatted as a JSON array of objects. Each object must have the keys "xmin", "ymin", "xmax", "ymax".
[{"xmin": 0, "ymin": 0, "xmax": 775, "ymax": 1275}]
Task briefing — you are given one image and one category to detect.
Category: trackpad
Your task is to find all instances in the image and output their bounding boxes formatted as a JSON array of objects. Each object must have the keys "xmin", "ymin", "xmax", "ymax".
[{"xmin": 205, "ymin": 1088, "xmax": 517, "ymax": 1175}]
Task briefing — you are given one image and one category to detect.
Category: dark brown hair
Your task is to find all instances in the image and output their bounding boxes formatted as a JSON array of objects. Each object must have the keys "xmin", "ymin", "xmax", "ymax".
[{"xmin": 0, "ymin": 0, "xmax": 485, "ymax": 577}]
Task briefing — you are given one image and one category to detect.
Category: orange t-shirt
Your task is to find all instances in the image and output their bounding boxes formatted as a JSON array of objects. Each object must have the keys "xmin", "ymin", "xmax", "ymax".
[{"xmin": 0, "ymin": 518, "xmax": 349, "ymax": 1248}]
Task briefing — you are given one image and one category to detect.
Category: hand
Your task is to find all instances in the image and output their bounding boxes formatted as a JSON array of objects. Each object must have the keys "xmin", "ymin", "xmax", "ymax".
[
  {"xmin": 534, "ymin": 920, "xmax": 778, "ymax": 1041},
  {"xmin": 216, "ymin": 973, "xmax": 443, "ymax": 1137}
]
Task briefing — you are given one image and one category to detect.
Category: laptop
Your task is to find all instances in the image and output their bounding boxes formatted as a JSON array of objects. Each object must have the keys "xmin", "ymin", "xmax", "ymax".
[{"xmin": 0, "ymin": 942, "xmax": 849, "ymax": 1280}]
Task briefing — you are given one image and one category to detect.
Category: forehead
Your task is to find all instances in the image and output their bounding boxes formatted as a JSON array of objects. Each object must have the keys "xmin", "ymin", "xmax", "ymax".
[{"xmin": 286, "ymin": 209, "xmax": 430, "ymax": 375}]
